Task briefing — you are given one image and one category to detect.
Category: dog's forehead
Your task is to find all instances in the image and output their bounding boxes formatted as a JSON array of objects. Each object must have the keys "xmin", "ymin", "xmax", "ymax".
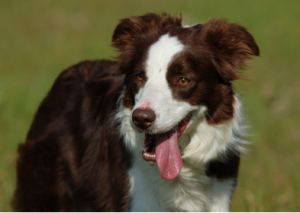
[{"xmin": 145, "ymin": 33, "xmax": 184, "ymax": 78}]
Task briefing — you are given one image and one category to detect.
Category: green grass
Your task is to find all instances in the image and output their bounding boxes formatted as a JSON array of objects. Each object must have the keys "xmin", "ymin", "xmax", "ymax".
[{"xmin": 0, "ymin": 0, "xmax": 300, "ymax": 211}]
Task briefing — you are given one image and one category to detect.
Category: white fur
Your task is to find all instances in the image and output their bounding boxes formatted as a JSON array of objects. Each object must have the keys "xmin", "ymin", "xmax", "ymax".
[
  {"xmin": 131, "ymin": 34, "xmax": 195, "ymax": 134},
  {"xmin": 115, "ymin": 33, "xmax": 247, "ymax": 211},
  {"xmin": 207, "ymin": 179, "xmax": 236, "ymax": 212}
]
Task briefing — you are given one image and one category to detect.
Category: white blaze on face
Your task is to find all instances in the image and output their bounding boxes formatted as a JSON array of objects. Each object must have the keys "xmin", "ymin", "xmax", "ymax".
[{"xmin": 132, "ymin": 34, "xmax": 195, "ymax": 133}]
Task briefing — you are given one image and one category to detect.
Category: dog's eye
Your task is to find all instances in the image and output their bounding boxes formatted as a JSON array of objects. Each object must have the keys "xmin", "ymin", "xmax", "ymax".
[
  {"xmin": 136, "ymin": 73, "xmax": 144, "ymax": 81},
  {"xmin": 178, "ymin": 77, "xmax": 190, "ymax": 85}
]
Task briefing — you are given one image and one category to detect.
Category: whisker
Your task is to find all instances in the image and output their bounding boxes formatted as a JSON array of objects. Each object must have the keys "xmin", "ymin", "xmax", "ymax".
[{"xmin": 205, "ymin": 111, "xmax": 216, "ymax": 125}]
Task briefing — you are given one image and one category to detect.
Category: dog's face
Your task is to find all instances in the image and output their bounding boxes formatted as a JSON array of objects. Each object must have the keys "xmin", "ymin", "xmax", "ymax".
[{"xmin": 113, "ymin": 14, "xmax": 259, "ymax": 180}]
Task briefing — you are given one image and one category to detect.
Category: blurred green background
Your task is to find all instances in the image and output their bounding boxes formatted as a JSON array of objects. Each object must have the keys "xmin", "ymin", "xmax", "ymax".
[{"xmin": 0, "ymin": 0, "xmax": 300, "ymax": 211}]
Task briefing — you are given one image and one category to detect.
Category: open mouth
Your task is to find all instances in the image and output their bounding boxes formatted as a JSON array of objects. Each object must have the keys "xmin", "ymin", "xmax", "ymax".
[{"xmin": 141, "ymin": 113, "xmax": 192, "ymax": 180}]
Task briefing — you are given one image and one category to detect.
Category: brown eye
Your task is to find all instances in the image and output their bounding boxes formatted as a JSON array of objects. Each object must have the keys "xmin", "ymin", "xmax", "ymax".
[
  {"xmin": 178, "ymin": 77, "xmax": 190, "ymax": 85},
  {"xmin": 136, "ymin": 73, "xmax": 144, "ymax": 81}
]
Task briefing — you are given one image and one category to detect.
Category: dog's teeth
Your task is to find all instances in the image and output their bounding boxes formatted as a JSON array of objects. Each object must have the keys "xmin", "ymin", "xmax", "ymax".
[
  {"xmin": 145, "ymin": 153, "xmax": 155, "ymax": 157},
  {"xmin": 140, "ymin": 146, "xmax": 147, "ymax": 152}
]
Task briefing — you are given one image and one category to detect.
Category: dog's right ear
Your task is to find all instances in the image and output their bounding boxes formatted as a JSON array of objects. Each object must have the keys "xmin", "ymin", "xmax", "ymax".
[
  {"xmin": 112, "ymin": 16, "xmax": 145, "ymax": 74},
  {"xmin": 112, "ymin": 14, "xmax": 182, "ymax": 74},
  {"xmin": 112, "ymin": 13, "xmax": 181, "ymax": 51},
  {"xmin": 112, "ymin": 15, "xmax": 154, "ymax": 74},
  {"xmin": 112, "ymin": 16, "xmax": 140, "ymax": 53}
]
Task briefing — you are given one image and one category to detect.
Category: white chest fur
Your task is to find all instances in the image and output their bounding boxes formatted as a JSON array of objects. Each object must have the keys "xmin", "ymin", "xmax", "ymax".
[
  {"xmin": 129, "ymin": 159, "xmax": 209, "ymax": 212},
  {"xmin": 128, "ymin": 159, "xmax": 235, "ymax": 212}
]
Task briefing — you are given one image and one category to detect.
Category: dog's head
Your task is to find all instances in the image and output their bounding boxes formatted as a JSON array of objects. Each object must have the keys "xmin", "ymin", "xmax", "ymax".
[{"xmin": 112, "ymin": 13, "xmax": 259, "ymax": 180}]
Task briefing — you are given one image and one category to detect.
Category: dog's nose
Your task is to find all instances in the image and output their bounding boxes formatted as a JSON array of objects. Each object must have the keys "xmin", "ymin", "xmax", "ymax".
[{"xmin": 132, "ymin": 109, "xmax": 156, "ymax": 130}]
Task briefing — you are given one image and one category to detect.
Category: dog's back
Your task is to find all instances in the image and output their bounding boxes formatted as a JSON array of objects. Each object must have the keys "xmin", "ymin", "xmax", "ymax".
[{"xmin": 13, "ymin": 60, "xmax": 132, "ymax": 211}]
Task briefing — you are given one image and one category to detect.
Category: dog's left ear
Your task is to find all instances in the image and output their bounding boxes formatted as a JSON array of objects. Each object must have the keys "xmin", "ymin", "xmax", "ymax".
[{"xmin": 199, "ymin": 19, "xmax": 260, "ymax": 82}]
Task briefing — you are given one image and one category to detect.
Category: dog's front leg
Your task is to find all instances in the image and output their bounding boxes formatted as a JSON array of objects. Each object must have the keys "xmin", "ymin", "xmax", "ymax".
[{"xmin": 207, "ymin": 178, "xmax": 237, "ymax": 212}]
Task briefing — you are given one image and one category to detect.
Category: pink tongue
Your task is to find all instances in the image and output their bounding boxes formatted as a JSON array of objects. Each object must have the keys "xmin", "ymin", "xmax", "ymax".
[{"xmin": 155, "ymin": 129, "xmax": 182, "ymax": 180}]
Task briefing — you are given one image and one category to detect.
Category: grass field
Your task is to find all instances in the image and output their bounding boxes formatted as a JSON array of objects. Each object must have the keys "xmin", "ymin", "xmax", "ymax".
[{"xmin": 0, "ymin": 0, "xmax": 300, "ymax": 211}]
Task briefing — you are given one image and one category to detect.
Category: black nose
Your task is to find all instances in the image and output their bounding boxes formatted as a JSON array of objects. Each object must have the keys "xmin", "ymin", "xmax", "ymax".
[{"xmin": 132, "ymin": 109, "xmax": 156, "ymax": 130}]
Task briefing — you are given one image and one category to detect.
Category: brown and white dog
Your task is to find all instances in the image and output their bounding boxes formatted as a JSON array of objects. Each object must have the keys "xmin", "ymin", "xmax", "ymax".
[{"xmin": 13, "ymin": 13, "xmax": 259, "ymax": 211}]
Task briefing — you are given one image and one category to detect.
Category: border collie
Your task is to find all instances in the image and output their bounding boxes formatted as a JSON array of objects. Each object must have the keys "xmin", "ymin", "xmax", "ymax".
[{"xmin": 13, "ymin": 13, "xmax": 259, "ymax": 211}]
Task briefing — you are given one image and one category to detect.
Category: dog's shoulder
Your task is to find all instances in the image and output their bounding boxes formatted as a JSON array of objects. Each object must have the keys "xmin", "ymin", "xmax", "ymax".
[{"xmin": 26, "ymin": 60, "xmax": 121, "ymax": 141}]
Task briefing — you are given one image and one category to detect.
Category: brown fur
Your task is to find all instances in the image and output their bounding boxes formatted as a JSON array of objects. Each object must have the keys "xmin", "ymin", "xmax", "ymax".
[{"xmin": 13, "ymin": 60, "xmax": 132, "ymax": 211}]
